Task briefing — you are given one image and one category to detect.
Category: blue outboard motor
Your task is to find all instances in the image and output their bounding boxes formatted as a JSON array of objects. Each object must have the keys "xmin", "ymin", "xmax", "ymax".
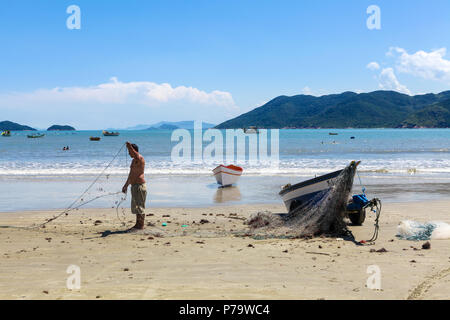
[
  {"xmin": 346, "ymin": 194, "xmax": 370, "ymax": 225},
  {"xmin": 347, "ymin": 194, "xmax": 370, "ymax": 211}
]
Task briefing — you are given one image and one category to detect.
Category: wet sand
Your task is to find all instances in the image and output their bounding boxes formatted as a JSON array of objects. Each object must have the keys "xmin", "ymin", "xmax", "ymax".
[{"xmin": 1, "ymin": 201, "xmax": 450, "ymax": 300}]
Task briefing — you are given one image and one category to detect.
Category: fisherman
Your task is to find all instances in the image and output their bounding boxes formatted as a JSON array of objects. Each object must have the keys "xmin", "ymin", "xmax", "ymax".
[{"xmin": 122, "ymin": 142, "xmax": 147, "ymax": 230}]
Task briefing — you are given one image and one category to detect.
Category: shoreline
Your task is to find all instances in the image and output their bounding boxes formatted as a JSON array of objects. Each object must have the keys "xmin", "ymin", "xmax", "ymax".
[
  {"xmin": 1, "ymin": 197, "xmax": 450, "ymax": 215},
  {"xmin": 1, "ymin": 201, "xmax": 450, "ymax": 300},
  {"xmin": 1, "ymin": 173, "xmax": 450, "ymax": 213}
]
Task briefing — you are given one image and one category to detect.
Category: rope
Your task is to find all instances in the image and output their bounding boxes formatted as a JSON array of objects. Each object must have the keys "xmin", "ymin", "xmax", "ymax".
[{"xmin": 366, "ymin": 198, "xmax": 381, "ymax": 243}]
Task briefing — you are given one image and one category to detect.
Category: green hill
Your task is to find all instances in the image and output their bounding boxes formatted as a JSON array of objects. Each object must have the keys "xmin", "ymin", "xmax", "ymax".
[
  {"xmin": 0, "ymin": 121, "xmax": 36, "ymax": 131},
  {"xmin": 216, "ymin": 90, "xmax": 450, "ymax": 129},
  {"xmin": 401, "ymin": 99, "xmax": 450, "ymax": 128},
  {"xmin": 47, "ymin": 125, "xmax": 76, "ymax": 131}
]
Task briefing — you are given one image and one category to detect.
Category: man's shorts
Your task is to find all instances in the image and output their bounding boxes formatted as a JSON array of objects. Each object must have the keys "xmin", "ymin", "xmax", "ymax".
[{"xmin": 131, "ymin": 183, "xmax": 147, "ymax": 214}]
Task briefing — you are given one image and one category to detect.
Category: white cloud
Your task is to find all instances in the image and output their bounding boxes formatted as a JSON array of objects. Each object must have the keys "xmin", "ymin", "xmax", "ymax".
[
  {"xmin": 301, "ymin": 86, "xmax": 313, "ymax": 95},
  {"xmin": 378, "ymin": 68, "xmax": 411, "ymax": 95},
  {"xmin": 366, "ymin": 62, "xmax": 380, "ymax": 71},
  {"xmin": 389, "ymin": 47, "xmax": 450, "ymax": 82},
  {"xmin": 0, "ymin": 78, "xmax": 239, "ymax": 129},
  {"xmin": 1, "ymin": 77, "xmax": 236, "ymax": 109}
]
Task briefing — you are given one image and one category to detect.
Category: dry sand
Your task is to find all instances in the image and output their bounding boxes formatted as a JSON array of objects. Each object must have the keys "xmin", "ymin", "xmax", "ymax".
[{"xmin": 1, "ymin": 201, "xmax": 449, "ymax": 300}]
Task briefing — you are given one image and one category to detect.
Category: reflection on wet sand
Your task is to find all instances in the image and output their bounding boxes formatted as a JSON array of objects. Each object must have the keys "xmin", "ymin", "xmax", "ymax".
[{"xmin": 214, "ymin": 186, "xmax": 242, "ymax": 203}]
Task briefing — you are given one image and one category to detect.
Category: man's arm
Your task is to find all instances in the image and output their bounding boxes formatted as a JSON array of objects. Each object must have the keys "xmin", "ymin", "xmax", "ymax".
[
  {"xmin": 122, "ymin": 167, "xmax": 132, "ymax": 193},
  {"xmin": 126, "ymin": 142, "xmax": 139, "ymax": 158}
]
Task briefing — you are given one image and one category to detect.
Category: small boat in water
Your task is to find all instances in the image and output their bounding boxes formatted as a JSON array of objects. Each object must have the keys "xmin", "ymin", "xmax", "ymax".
[
  {"xmin": 213, "ymin": 164, "xmax": 243, "ymax": 187},
  {"xmin": 27, "ymin": 133, "xmax": 45, "ymax": 138},
  {"xmin": 90, "ymin": 137, "xmax": 101, "ymax": 141},
  {"xmin": 102, "ymin": 130, "xmax": 119, "ymax": 136},
  {"xmin": 243, "ymin": 126, "xmax": 259, "ymax": 134},
  {"xmin": 329, "ymin": 132, "xmax": 338, "ymax": 136},
  {"xmin": 279, "ymin": 161, "xmax": 359, "ymax": 213},
  {"xmin": 1, "ymin": 130, "xmax": 11, "ymax": 137}
]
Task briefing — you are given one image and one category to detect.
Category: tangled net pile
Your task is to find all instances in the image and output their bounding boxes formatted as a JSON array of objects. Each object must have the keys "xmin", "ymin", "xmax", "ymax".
[{"xmin": 246, "ymin": 163, "xmax": 358, "ymax": 239}]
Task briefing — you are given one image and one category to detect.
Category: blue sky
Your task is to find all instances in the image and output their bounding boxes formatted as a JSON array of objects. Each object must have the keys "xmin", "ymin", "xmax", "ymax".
[{"xmin": 1, "ymin": 0, "xmax": 450, "ymax": 129}]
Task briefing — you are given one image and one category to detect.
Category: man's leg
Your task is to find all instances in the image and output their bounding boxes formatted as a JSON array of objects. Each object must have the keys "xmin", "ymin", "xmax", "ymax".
[{"xmin": 136, "ymin": 214, "xmax": 145, "ymax": 229}]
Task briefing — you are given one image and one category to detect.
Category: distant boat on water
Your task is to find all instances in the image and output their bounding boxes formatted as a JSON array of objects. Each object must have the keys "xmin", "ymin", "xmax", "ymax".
[
  {"xmin": 102, "ymin": 130, "xmax": 119, "ymax": 136},
  {"xmin": 213, "ymin": 164, "xmax": 243, "ymax": 187},
  {"xmin": 1, "ymin": 130, "xmax": 11, "ymax": 137},
  {"xmin": 243, "ymin": 126, "xmax": 259, "ymax": 134},
  {"xmin": 90, "ymin": 137, "xmax": 101, "ymax": 141},
  {"xmin": 329, "ymin": 132, "xmax": 338, "ymax": 136},
  {"xmin": 27, "ymin": 133, "xmax": 45, "ymax": 138}
]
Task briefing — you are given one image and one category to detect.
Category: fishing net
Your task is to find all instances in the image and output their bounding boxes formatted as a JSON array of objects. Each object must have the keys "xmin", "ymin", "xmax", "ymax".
[
  {"xmin": 397, "ymin": 220, "xmax": 450, "ymax": 241},
  {"xmin": 245, "ymin": 162, "xmax": 358, "ymax": 239},
  {"xmin": 35, "ymin": 144, "xmax": 129, "ymax": 228}
]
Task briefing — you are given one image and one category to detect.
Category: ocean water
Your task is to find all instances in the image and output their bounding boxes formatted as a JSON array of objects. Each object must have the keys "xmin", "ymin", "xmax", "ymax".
[{"xmin": 1, "ymin": 128, "xmax": 449, "ymax": 211}]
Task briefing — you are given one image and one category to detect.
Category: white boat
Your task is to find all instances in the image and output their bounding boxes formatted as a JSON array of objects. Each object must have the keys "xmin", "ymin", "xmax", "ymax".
[
  {"xmin": 212, "ymin": 165, "xmax": 243, "ymax": 187},
  {"xmin": 279, "ymin": 162, "xmax": 359, "ymax": 213}
]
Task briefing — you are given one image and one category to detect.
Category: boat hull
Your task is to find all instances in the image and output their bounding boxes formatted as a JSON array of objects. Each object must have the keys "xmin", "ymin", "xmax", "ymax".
[
  {"xmin": 279, "ymin": 169, "xmax": 343, "ymax": 212},
  {"xmin": 213, "ymin": 165, "xmax": 243, "ymax": 187}
]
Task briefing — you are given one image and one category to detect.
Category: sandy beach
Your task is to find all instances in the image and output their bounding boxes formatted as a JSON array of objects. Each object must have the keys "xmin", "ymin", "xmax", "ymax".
[{"xmin": 1, "ymin": 200, "xmax": 449, "ymax": 300}]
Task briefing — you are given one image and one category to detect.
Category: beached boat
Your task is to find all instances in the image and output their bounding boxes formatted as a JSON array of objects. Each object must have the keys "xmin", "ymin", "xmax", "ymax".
[
  {"xmin": 102, "ymin": 130, "xmax": 119, "ymax": 136},
  {"xmin": 27, "ymin": 133, "xmax": 45, "ymax": 138},
  {"xmin": 90, "ymin": 137, "xmax": 101, "ymax": 141},
  {"xmin": 243, "ymin": 126, "xmax": 259, "ymax": 134},
  {"xmin": 212, "ymin": 164, "xmax": 243, "ymax": 187},
  {"xmin": 1, "ymin": 130, "xmax": 11, "ymax": 137},
  {"xmin": 279, "ymin": 161, "xmax": 360, "ymax": 212}
]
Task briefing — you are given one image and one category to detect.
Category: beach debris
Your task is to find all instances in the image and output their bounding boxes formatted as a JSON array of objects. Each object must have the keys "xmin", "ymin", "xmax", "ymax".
[
  {"xmin": 410, "ymin": 260, "xmax": 417, "ymax": 263},
  {"xmin": 123, "ymin": 268, "xmax": 129, "ymax": 272},
  {"xmin": 94, "ymin": 220, "xmax": 102, "ymax": 225},
  {"xmin": 370, "ymin": 248, "xmax": 388, "ymax": 253},
  {"xmin": 306, "ymin": 251, "xmax": 330, "ymax": 256},
  {"xmin": 200, "ymin": 219, "xmax": 210, "ymax": 224},
  {"xmin": 422, "ymin": 241, "xmax": 431, "ymax": 250},
  {"xmin": 397, "ymin": 220, "xmax": 450, "ymax": 240},
  {"xmin": 247, "ymin": 244, "xmax": 255, "ymax": 248},
  {"xmin": 181, "ymin": 225, "xmax": 188, "ymax": 228},
  {"xmin": 43, "ymin": 290, "xmax": 49, "ymax": 294},
  {"xmin": 196, "ymin": 241, "xmax": 205, "ymax": 244},
  {"xmin": 162, "ymin": 222, "xmax": 167, "ymax": 227},
  {"xmin": 162, "ymin": 214, "xmax": 170, "ymax": 217},
  {"xmin": 147, "ymin": 222, "xmax": 155, "ymax": 227}
]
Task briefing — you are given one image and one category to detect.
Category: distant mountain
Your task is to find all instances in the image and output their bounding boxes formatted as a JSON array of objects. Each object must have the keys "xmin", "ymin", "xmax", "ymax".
[
  {"xmin": 216, "ymin": 90, "xmax": 450, "ymax": 129},
  {"xmin": 47, "ymin": 125, "xmax": 76, "ymax": 131},
  {"xmin": 147, "ymin": 124, "xmax": 179, "ymax": 130},
  {"xmin": 146, "ymin": 121, "xmax": 216, "ymax": 130},
  {"xmin": 0, "ymin": 120, "xmax": 36, "ymax": 131},
  {"xmin": 119, "ymin": 121, "xmax": 215, "ymax": 130},
  {"xmin": 123, "ymin": 124, "xmax": 154, "ymax": 130}
]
